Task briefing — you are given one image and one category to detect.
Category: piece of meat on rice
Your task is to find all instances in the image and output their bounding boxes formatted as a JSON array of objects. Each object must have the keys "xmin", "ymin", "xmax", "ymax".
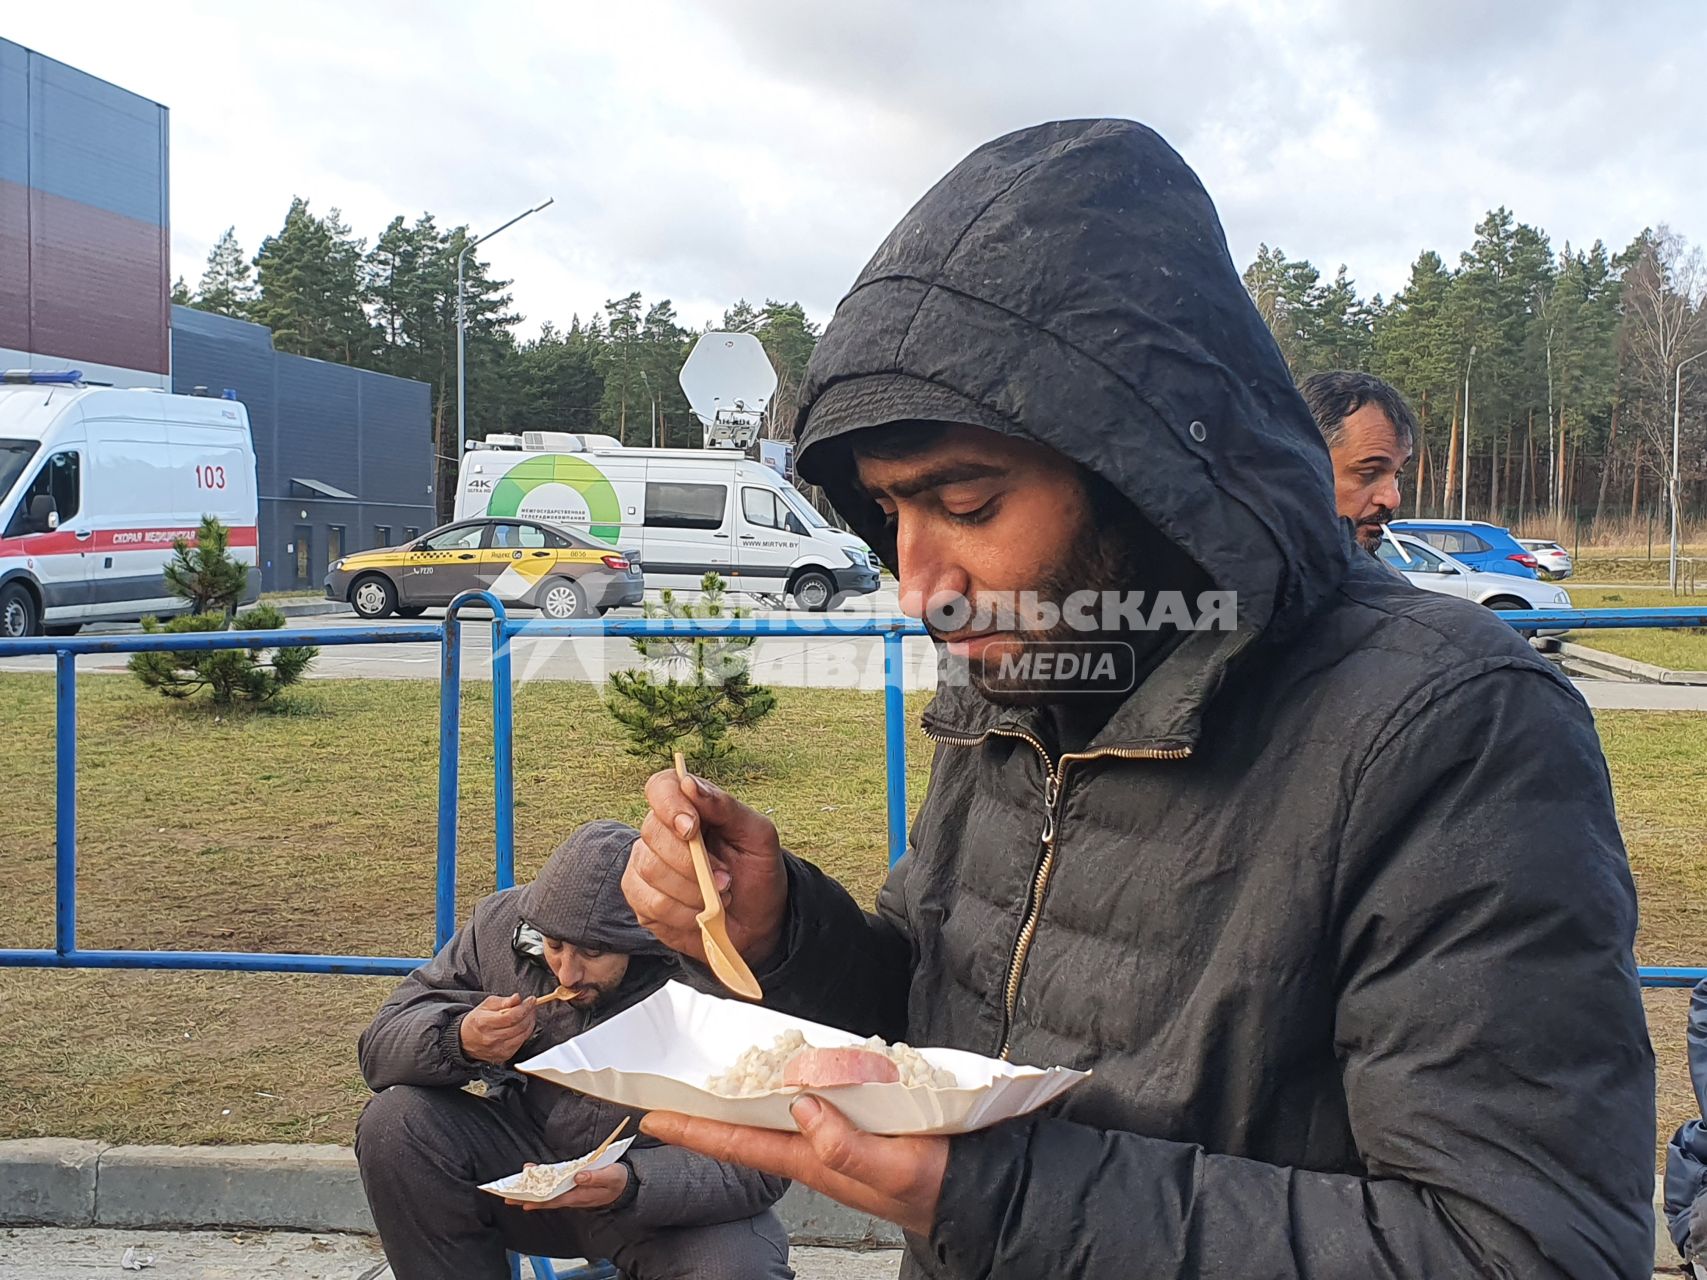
[{"xmin": 783, "ymin": 1045, "xmax": 902, "ymax": 1087}]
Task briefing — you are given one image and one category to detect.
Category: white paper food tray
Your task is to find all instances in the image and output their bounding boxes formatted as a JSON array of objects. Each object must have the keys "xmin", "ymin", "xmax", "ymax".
[
  {"xmin": 516, "ymin": 980, "xmax": 1088, "ymax": 1136},
  {"xmin": 478, "ymin": 1136, "xmax": 636, "ymax": 1203}
]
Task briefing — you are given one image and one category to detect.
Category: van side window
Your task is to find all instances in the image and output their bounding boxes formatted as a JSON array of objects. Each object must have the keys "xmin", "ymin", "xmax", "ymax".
[
  {"xmin": 5, "ymin": 450, "xmax": 79, "ymax": 537},
  {"xmin": 742, "ymin": 487, "xmax": 781, "ymax": 529},
  {"xmin": 646, "ymin": 482, "xmax": 726, "ymax": 530}
]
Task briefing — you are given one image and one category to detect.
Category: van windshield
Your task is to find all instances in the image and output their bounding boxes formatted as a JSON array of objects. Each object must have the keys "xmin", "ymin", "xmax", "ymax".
[
  {"xmin": 779, "ymin": 485, "xmax": 829, "ymax": 529},
  {"xmin": 0, "ymin": 439, "xmax": 39, "ymax": 500}
]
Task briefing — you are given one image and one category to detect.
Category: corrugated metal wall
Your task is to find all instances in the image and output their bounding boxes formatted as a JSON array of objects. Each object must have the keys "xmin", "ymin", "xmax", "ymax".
[
  {"xmin": 171, "ymin": 307, "xmax": 435, "ymax": 592},
  {"xmin": 0, "ymin": 38, "xmax": 170, "ymax": 384}
]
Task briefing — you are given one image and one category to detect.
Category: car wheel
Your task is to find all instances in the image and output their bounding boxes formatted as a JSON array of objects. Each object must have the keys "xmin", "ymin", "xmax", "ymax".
[
  {"xmin": 1483, "ymin": 596, "xmax": 1531, "ymax": 612},
  {"xmin": 350, "ymin": 574, "xmax": 398, "ymax": 619},
  {"xmin": 791, "ymin": 570, "xmax": 834, "ymax": 612},
  {"xmin": 540, "ymin": 578, "xmax": 589, "ymax": 620},
  {"xmin": 395, "ymin": 605, "xmax": 428, "ymax": 618},
  {"xmin": 45, "ymin": 623, "xmax": 83, "ymax": 637},
  {"xmin": 0, "ymin": 583, "xmax": 40, "ymax": 638}
]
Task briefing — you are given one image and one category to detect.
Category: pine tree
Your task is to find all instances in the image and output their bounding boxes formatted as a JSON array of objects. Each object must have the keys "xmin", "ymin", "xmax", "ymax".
[
  {"xmin": 161, "ymin": 516, "xmax": 251, "ymax": 617},
  {"xmin": 640, "ymin": 299, "xmax": 693, "ymax": 446},
  {"xmin": 1242, "ymin": 244, "xmax": 1322, "ymax": 372},
  {"xmin": 597, "ymin": 293, "xmax": 647, "ymax": 442},
  {"xmin": 604, "ymin": 573, "xmax": 777, "ymax": 764},
  {"xmin": 251, "ymin": 197, "xmax": 376, "ymax": 363},
  {"xmin": 721, "ymin": 299, "xmax": 762, "ymax": 333},
  {"xmin": 502, "ymin": 315, "xmax": 608, "ymax": 434},
  {"xmin": 129, "ymin": 518, "xmax": 317, "ymax": 705},
  {"xmin": 193, "ymin": 227, "xmax": 256, "ymax": 318}
]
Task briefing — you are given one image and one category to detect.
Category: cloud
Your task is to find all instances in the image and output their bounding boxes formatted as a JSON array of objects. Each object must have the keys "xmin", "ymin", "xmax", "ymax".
[{"xmin": 8, "ymin": 0, "xmax": 1704, "ymax": 342}]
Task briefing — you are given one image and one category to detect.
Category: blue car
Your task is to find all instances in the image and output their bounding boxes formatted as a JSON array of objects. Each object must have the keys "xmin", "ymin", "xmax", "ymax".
[{"xmin": 1386, "ymin": 520, "xmax": 1539, "ymax": 579}]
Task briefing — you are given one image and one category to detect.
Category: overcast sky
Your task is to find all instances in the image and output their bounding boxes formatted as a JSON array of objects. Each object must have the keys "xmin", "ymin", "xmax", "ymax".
[{"xmin": 11, "ymin": 1, "xmax": 1705, "ymax": 338}]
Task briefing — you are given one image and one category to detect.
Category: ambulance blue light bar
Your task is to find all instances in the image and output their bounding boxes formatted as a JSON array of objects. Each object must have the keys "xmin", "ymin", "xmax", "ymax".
[{"xmin": 1, "ymin": 369, "xmax": 85, "ymax": 385}]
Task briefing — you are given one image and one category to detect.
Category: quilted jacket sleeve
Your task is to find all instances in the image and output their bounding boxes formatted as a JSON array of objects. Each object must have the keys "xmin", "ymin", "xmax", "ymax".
[
  {"xmin": 745, "ymin": 847, "xmax": 916, "ymax": 1044},
  {"xmin": 357, "ymin": 906, "xmax": 494, "ymax": 1090}
]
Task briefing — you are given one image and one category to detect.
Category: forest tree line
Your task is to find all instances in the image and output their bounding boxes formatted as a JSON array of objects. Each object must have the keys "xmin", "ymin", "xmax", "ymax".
[
  {"xmin": 1244, "ymin": 211, "xmax": 1706, "ymax": 540},
  {"xmin": 178, "ymin": 199, "xmax": 1706, "ymax": 540}
]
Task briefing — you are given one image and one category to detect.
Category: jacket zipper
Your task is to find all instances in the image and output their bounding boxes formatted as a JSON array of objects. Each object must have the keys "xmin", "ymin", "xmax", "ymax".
[{"xmin": 922, "ymin": 723, "xmax": 1192, "ymax": 1060}]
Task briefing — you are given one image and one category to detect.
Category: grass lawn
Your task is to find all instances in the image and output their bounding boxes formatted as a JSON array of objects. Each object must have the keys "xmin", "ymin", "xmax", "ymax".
[
  {"xmin": 0, "ymin": 676, "xmax": 1703, "ymax": 1177},
  {"xmin": 0, "ymin": 675, "xmax": 931, "ymax": 1145},
  {"xmin": 1572, "ymin": 555, "xmax": 1680, "ymax": 585},
  {"xmin": 1566, "ymin": 585, "xmax": 1707, "ymax": 672}
]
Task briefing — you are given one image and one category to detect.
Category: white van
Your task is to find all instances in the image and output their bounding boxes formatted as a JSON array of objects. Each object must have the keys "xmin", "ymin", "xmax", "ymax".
[
  {"xmin": 455, "ymin": 432, "xmax": 881, "ymax": 610},
  {"xmin": 0, "ymin": 372, "xmax": 259, "ymax": 637}
]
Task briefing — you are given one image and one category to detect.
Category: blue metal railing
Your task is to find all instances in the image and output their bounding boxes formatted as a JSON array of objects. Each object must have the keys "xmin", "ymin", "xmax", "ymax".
[
  {"xmin": 0, "ymin": 595, "xmax": 927, "ymax": 977},
  {"xmin": 0, "ymin": 600, "xmax": 1702, "ymax": 986}
]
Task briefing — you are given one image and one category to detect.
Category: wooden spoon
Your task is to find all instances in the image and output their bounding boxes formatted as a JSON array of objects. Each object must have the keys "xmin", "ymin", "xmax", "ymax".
[
  {"xmin": 534, "ymin": 986, "xmax": 581, "ymax": 1005},
  {"xmin": 584, "ymin": 1116, "xmax": 629, "ymax": 1166},
  {"xmin": 673, "ymin": 752, "xmax": 763, "ymax": 1001}
]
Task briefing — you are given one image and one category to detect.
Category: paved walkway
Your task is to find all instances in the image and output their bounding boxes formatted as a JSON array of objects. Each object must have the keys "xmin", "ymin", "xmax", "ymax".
[
  {"xmin": 0, "ymin": 1228, "xmax": 903, "ymax": 1279},
  {"xmin": 5, "ymin": 588, "xmax": 1706, "ymax": 705},
  {"xmin": 1574, "ymin": 679, "xmax": 1707, "ymax": 711},
  {"xmin": 0, "ymin": 1227, "xmax": 1681, "ymax": 1278}
]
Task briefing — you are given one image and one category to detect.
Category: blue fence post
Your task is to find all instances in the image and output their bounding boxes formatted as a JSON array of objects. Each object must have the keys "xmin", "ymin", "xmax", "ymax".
[
  {"xmin": 492, "ymin": 606, "xmax": 516, "ymax": 891},
  {"xmin": 883, "ymin": 629, "xmax": 908, "ymax": 866},
  {"xmin": 55, "ymin": 650, "xmax": 77, "ymax": 956},
  {"xmin": 435, "ymin": 611, "xmax": 463, "ymax": 951}
]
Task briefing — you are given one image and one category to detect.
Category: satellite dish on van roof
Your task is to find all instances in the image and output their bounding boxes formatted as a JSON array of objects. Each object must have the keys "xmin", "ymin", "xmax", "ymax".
[{"xmin": 679, "ymin": 332, "xmax": 778, "ymax": 448}]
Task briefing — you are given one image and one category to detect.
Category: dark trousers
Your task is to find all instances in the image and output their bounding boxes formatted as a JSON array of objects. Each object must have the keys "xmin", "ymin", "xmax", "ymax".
[{"xmin": 355, "ymin": 1085, "xmax": 793, "ymax": 1280}]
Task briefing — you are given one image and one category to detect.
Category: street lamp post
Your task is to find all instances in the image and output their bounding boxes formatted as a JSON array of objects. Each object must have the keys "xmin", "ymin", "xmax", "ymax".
[
  {"xmin": 456, "ymin": 197, "xmax": 554, "ymax": 459},
  {"xmin": 1671, "ymin": 348, "xmax": 1707, "ymax": 590},
  {"xmin": 1460, "ymin": 344, "xmax": 1475, "ymax": 521}
]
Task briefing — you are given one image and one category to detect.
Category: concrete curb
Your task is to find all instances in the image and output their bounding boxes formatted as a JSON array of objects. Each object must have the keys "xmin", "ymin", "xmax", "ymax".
[
  {"xmin": 97, "ymin": 1143, "xmax": 371, "ymax": 1233},
  {"xmin": 272, "ymin": 600, "xmax": 349, "ymax": 618},
  {"xmin": 1559, "ymin": 641, "xmax": 1707, "ymax": 686},
  {"xmin": 2, "ymin": 1140, "xmax": 1670, "ymax": 1265},
  {"xmin": 0, "ymin": 1140, "xmax": 898, "ymax": 1248},
  {"xmin": 0, "ymin": 1139, "xmax": 101, "ymax": 1226}
]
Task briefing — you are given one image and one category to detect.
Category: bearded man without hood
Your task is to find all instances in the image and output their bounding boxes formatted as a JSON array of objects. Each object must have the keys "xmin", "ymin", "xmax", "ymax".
[
  {"xmin": 624, "ymin": 120, "xmax": 1653, "ymax": 1278},
  {"xmin": 355, "ymin": 820, "xmax": 793, "ymax": 1280}
]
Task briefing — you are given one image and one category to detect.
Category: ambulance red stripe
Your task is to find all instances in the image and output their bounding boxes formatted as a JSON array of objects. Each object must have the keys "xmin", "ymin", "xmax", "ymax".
[{"xmin": 0, "ymin": 525, "xmax": 259, "ymax": 558}]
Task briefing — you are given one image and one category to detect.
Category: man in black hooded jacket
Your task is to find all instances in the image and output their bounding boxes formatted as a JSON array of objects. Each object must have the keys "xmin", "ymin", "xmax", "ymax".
[
  {"xmin": 355, "ymin": 820, "xmax": 793, "ymax": 1280},
  {"xmin": 622, "ymin": 120, "xmax": 1655, "ymax": 1278}
]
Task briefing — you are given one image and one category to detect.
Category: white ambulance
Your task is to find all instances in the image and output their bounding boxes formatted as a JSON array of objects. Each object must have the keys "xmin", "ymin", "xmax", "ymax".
[
  {"xmin": 454, "ymin": 432, "xmax": 881, "ymax": 610},
  {"xmin": 0, "ymin": 372, "xmax": 259, "ymax": 637}
]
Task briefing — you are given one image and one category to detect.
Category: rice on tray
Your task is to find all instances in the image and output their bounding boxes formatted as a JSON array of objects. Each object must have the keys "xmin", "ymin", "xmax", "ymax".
[{"xmin": 706, "ymin": 1029, "xmax": 957, "ymax": 1094}]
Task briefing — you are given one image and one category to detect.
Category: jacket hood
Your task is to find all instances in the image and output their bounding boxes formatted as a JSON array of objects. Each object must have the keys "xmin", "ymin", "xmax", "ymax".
[
  {"xmin": 794, "ymin": 119, "xmax": 1349, "ymax": 744},
  {"xmin": 512, "ymin": 820, "xmax": 670, "ymax": 958}
]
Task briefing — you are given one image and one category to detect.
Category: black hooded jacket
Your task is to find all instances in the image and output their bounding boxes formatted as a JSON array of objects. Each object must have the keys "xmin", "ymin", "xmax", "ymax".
[
  {"xmin": 758, "ymin": 120, "xmax": 1654, "ymax": 1277},
  {"xmin": 358, "ymin": 820, "xmax": 787, "ymax": 1229}
]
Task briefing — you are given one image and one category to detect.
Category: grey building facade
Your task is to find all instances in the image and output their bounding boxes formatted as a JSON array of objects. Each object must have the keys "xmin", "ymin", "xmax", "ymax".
[{"xmin": 170, "ymin": 306, "xmax": 435, "ymax": 593}]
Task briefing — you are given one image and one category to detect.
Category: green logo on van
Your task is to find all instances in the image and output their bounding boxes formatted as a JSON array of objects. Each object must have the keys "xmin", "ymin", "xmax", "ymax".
[{"xmin": 486, "ymin": 455, "xmax": 622, "ymax": 545}]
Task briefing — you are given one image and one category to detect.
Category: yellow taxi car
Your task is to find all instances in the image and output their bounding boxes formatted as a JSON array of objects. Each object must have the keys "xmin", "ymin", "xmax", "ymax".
[{"xmin": 324, "ymin": 517, "xmax": 643, "ymax": 620}]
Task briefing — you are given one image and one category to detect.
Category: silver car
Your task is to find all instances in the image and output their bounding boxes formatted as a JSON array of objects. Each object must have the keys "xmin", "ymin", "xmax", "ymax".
[
  {"xmin": 1517, "ymin": 538, "xmax": 1574, "ymax": 579},
  {"xmin": 1378, "ymin": 532, "xmax": 1572, "ymax": 633}
]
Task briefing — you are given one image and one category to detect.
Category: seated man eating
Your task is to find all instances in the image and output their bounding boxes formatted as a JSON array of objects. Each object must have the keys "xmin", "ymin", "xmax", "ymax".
[{"xmin": 355, "ymin": 819, "xmax": 793, "ymax": 1280}]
